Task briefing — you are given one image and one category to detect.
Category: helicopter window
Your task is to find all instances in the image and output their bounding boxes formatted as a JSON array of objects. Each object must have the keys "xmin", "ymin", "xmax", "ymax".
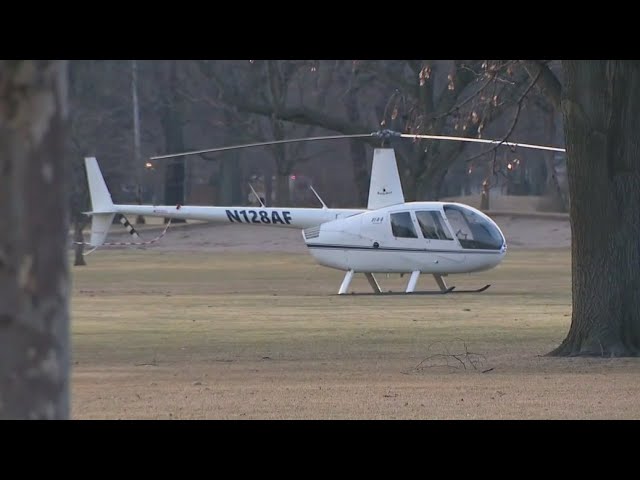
[
  {"xmin": 443, "ymin": 204, "xmax": 504, "ymax": 250},
  {"xmin": 415, "ymin": 211, "xmax": 453, "ymax": 240},
  {"xmin": 390, "ymin": 212, "xmax": 418, "ymax": 238}
]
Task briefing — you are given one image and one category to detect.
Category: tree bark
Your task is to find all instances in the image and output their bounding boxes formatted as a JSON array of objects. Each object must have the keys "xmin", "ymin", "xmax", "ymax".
[
  {"xmin": 131, "ymin": 60, "xmax": 146, "ymax": 225},
  {"xmin": 159, "ymin": 61, "xmax": 185, "ymax": 222},
  {"xmin": 270, "ymin": 118, "xmax": 292, "ymax": 206},
  {"xmin": 263, "ymin": 165, "xmax": 273, "ymax": 207},
  {"xmin": 550, "ymin": 61, "xmax": 640, "ymax": 357},
  {"xmin": 73, "ymin": 220, "xmax": 86, "ymax": 266},
  {"xmin": 544, "ymin": 108, "xmax": 567, "ymax": 211},
  {"xmin": 0, "ymin": 60, "xmax": 70, "ymax": 418},
  {"xmin": 275, "ymin": 174, "xmax": 290, "ymax": 206},
  {"xmin": 419, "ymin": 166, "xmax": 449, "ymax": 200},
  {"xmin": 402, "ymin": 173, "xmax": 418, "ymax": 203},
  {"xmin": 521, "ymin": 60, "xmax": 562, "ymax": 110},
  {"xmin": 219, "ymin": 155, "xmax": 243, "ymax": 205},
  {"xmin": 345, "ymin": 87, "xmax": 369, "ymax": 206}
]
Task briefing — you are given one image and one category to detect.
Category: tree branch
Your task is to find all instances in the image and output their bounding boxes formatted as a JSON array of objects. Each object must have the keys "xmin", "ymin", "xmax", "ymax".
[
  {"xmin": 429, "ymin": 61, "xmax": 480, "ymax": 132},
  {"xmin": 358, "ymin": 60, "xmax": 417, "ymax": 97},
  {"xmin": 200, "ymin": 61, "xmax": 379, "ymax": 146},
  {"xmin": 432, "ymin": 71, "xmax": 497, "ymax": 121},
  {"xmin": 236, "ymin": 99, "xmax": 373, "ymax": 137},
  {"xmin": 520, "ymin": 60, "xmax": 562, "ymax": 110},
  {"xmin": 460, "ymin": 67, "xmax": 543, "ymax": 164}
]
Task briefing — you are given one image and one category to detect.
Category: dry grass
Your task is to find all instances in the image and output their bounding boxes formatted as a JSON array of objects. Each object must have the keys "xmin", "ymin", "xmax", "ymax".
[{"xmin": 70, "ymin": 247, "xmax": 640, "ymax": 419}]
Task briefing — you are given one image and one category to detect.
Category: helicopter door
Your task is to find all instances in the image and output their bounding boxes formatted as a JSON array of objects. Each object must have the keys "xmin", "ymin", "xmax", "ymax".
[
  {"xmin": 414, "ymin": 210, "xmax": 466, "ymax": 264},
  {"xmin": 387, "ymin": 211, "xmax": 435, "ymax": 268},
  {"xmin": 389, "ymin": 211, "xmax": 423, "ymax": 247},
  {"xmin": 414, "ymin": 210, "xmax": 455, "ymax": 248}
]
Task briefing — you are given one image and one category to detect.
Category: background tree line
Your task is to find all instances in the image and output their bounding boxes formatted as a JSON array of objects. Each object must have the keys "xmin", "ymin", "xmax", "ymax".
[{"xmin": 67, "ymin": 60, "xmax": 567, "ymax": 220}]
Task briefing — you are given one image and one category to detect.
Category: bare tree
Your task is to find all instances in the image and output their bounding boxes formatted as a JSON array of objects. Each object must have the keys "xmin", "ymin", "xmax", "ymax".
[
  {"xmin": 155, "ymin": 61, "xmax": 187, "ymax": 221},
  {"xmin": 194, "ymin": 60, "xmax": 340, "ymax": 205},
  {"xmin": 264, "ymin": 60, "xmax": 337, "ymax": 205},
  {"xmin": 205, "ymin": 60, "xmax": 539, "ymax": 203},
  {"xmin": 67, "ymin": 60, "xmax": 133, "ymax": 263},
  {"xmin": 527, "ymin": 60, "xmax": 640, "ymax": 356},
  {"xmin": 542, "ymin": 103, "xmax": 568, "ymax": 211},
  {"xmin": 0, "ymin": 60, "xmax": 70, "ymax": 418},
  {"xmin": 131, "ymin": 59, "xmax": 146, "ymax": 224},
  {"xmin": 197, "ymin": 60, "xmax": 377, "ymax": 204}
]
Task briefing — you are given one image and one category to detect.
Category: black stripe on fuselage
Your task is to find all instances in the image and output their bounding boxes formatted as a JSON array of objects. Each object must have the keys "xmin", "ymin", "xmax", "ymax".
[{"xmin": 305, "ymin": 243, "xmax": 503, "ymax": 254}]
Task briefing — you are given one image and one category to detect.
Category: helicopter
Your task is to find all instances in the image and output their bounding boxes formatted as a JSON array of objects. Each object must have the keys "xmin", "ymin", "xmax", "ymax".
[{"xmin": 81, "ymin": 129, "xmax": 566, "ymax": 295}]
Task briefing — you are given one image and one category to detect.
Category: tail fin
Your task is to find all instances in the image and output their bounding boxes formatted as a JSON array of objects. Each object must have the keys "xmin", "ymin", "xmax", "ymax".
[
  {"xmin": 367, "ymin": 148, "xmax": 405, "ymax": 209},
  {"xmin": 85, "ymin": 157, "xmax": 115, "ymax": 213},
  {"xmin": 84, "ymin": 157, "xmax": 116, "ymax": 246}
]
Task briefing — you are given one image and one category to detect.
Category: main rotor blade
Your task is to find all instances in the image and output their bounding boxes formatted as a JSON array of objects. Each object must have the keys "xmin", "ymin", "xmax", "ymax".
[
  {"xmin": 398, "ymin": 133, "xmax": 566, "ymax": 153},
  {"xmin": 149, "ymin": 133, "xmax": 374, "ymax": 160},
  {"xmin": 149, "ymin": 129, "xmax": 566, "ymax": 161}
]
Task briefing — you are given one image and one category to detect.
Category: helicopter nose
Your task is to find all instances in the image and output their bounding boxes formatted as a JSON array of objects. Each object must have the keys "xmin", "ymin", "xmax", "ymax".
[{"xmin": 496, "ymin": 242, "xmax": 508, "ymax": 266}]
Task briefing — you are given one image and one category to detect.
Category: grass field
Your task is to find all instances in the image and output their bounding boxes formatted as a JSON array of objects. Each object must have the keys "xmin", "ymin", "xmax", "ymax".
[{"xmin": 70, "ymin": 247, "xmax": 640, "ymax": 419}]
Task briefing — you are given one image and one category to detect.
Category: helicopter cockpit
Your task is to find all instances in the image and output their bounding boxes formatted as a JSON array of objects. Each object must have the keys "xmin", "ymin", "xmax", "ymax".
[
  {"xmin": 441, "ymin": 204, "xmax": 505, "ymax": 250},
  {"xmin": 387, "ymin": 203, "xmax": 506, "ymax": 252}
]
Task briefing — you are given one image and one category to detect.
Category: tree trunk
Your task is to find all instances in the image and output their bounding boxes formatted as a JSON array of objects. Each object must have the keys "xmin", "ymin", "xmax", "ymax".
[
  {"xmin": 544, "ymin": 109, "xmax": 567, "ymax": 211},
  {"xmin": 415, "ymin": 138, "xmax": 467, "ymax": 202},
  {"xmin": 419, "ymin": 166, "xmax": 449, "ymax": 201},
  {"xmin": 0, "ymin": 60, "xmax": 70, "ymax": 418},
  {"xmin": 349, "ymin": 140, "xmax": 369, "ymax": 206},
  {"xmin": 480, "ymin": 178, "xmax": 490, "ymax": 210},
  {"xmin": 159, "ymin": 61, "xmax": 185, "ymax": 223},
  {"xmin": 550, "ymin": 61, "xmax": 640, "ymax": 357},
  {"xmin": 345, "ymin": 87, "xmax": 369, "ymax": 206},
  {"xmin": 73, "ymin": 221, "xmax": 86, "ymax": 266},
  {"xmin": 131, "ymin": 60, "xmax": 145, "ymax": 225},
  {"xmin": 519, "ymin": 156, "xmax": 528, "ymax": 195},
  {"xmin": 529, "ymin": 152, "xmax": 546, "ymax": 196},
  {"xmin": 276, "ymin": 174, "xmax": 291, "ymax": 206},
  {"xmin": 264, "ymin": 165, "xmax": 273, "ymax": 207},
  {"xmin": 164, "ymin": 161, "xmax": 185, "ymax": 204},
  {"xmin": 402, "ymin": 174, "xmax": 418, "ymax": 202},
  {"xmin": 463, "ymin": 169, "xmax": 471, "ymax": 196},
  {"xmin": 219, "ymin": 156, "xmax": 243, "ymax": 205}
]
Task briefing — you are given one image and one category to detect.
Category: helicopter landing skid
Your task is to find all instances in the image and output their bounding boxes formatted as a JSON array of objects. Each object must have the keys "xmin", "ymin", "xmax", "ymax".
[
  {"xmin": 339, "ymin": 285, "xmax": 491, "ymax": 296},
  {"xmin": 336, "ymin": 271, "xmax": 491, "ymax": 295},
  {"xmin": 448, "ymin": 284, "xmax": 491, "ymax": 293},
  {"xmin": 432, "ymin": 274, "xmax": 491, "ymax": 294},
  {"xmin": 341, "ymin": 286, "xmax": 455, "ymax": 296}
]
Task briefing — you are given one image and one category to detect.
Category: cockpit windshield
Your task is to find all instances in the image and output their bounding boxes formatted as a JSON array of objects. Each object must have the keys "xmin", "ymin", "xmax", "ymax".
[{"xmin": 443, "ymin": 204, "xmax": 504, "ymax": 250}]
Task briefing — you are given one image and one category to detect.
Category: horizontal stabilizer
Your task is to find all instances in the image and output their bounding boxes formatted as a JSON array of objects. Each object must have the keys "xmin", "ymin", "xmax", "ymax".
[{"xmin": 367, "ymin": 148, "xmax": 405, "ymax": 210}]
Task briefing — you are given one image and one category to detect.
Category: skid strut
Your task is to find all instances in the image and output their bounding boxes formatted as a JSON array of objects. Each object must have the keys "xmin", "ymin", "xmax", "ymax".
[
  {"xmin": 338, "ymin": 271, "xmax": 383, "ymax": 295},
  {"xmin": 364, "ymin": 273, "xmax": 382, "ymax": 294},
  {"xmin": 338, "ymin": 269, "xmax": 355, "ymax": 295}
]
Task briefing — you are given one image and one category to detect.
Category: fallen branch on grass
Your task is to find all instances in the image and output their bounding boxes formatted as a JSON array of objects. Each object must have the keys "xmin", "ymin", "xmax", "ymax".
[{"xmin": 411, "ymin": 338, "xmax": 489, "ymax": 372}]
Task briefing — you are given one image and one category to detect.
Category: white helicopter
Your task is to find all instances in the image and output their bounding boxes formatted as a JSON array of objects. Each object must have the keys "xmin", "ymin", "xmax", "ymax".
[{"xmin": 82, "ymin": 129, "xmax": 565, "ymax": 295}]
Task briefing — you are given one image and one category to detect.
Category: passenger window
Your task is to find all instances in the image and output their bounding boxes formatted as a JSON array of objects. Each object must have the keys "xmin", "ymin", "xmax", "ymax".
[
  {"xmin": 415, "ymin": 211, "xmax": 453, "ymax": 240},
  {"xmin": 390, "ymin": 212, "xmax": 418, "ymax": 238}
]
